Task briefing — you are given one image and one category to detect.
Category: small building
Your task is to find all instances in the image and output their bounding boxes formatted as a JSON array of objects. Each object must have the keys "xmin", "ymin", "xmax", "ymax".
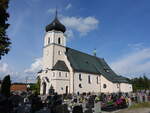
[
  {"xmin": 38, "ymin": 12, "xmax": 133, "ymax": 95},
  {"xmin": 11, "ymin": 83, "xmax": 27, "ymax": 92}
]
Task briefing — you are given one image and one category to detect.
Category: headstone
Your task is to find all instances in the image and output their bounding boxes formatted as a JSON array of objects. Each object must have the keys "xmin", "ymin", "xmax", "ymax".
[
  {"xmin": 139, "ymin": 94, "xmax": 143, "ymax": 103},
  {"xmin": 94, "ymin": 102, "xmax": 101, "ymax": 113},
  {"xmin": 82, "ymin": 101, "xmax": 87, "ymax": 112},
  {"xmin": 128, "ymin": 97, "xmax": 132, "ymax": 107},
  {"xmin": 84, "ymin": 107, "xmax": 93, "ymax": 113},
  {"xmin": 144, "ymin": 94, "xmax": 148, "ymax": 102},
  {"xmin": 137, "ymin": 94, "xmax": 143, "ymax": 103},
  {"xmin": 72, "ymin": 105, "xmax": 83, "ymax": 113}
]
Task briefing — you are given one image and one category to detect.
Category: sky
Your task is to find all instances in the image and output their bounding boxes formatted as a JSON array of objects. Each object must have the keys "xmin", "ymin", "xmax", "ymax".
[{"xmin": 0, "ymin": 0, "xmax": 150, "ymax": 82}]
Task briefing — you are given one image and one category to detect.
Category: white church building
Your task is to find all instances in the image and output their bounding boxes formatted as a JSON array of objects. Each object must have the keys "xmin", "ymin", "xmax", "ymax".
[{"xmin": 38, "ymin": 12, "xmax": 132, "ymax": 95}]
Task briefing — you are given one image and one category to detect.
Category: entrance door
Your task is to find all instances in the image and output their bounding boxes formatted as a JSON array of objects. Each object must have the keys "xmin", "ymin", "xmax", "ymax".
[
  {"xmin": 43, "ymin": 82, "xmax": 46, "ymax": 95},
  {"xmin": 66, "ymin": 86, "xmax": 68, "ymax": 94}
]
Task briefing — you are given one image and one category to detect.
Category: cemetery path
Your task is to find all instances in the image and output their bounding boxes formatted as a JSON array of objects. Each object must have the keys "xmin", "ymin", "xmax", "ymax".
[{"xmin": 114, "ymin": 108, "xmax": 150, "ymax": 113}]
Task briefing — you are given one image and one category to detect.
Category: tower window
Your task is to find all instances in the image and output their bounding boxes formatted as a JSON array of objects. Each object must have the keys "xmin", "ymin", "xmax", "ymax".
[
  {"xmin": 53, "ymin": 72, "xmax": 55, "ymax": 77},
  {"xmin": 58, "ymin": 51, "xmax": 61, "ymax": 55},
  {"xmin": 48, "ymin": 37, "xmax": 50, "ymax": 44},
  {"xmin": 65, "ymin": 73, "xmax": 67, "ymax": 77},
  {"xmin": 88, "ymin": 75, "xmax": 91, "ymax": 84},
  {"xmin": 58, "ymin": 37, "xmax": 61, "ymax": 44},
  {"xmin": 59, "ymin": 72, "xmax": 61, "ymax": 77}
]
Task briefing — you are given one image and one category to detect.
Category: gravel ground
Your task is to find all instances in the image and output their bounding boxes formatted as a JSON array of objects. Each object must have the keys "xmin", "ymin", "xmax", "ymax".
[{"xmin": 103, "ymin": 108, "xmax": 150, "ymax": 113}]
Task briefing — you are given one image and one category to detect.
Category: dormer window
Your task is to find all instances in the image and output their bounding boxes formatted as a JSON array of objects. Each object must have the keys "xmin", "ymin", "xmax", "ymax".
[{"xmin": 58, "ymin": 37, "xmax": 61, "ymax": 44}]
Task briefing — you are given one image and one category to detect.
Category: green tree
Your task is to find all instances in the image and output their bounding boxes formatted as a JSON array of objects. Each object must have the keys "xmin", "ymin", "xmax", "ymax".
[
  {"xmin": 0, "ymin": 0, "xmax": 11, "ymax": 59},
  {"xmin": 35, "ymin": 76, "xmax": 41, "ymax": 94},
  {"xmin": 143, "ymin": 75, "xmax": 150, "ymax": 90},
  {"xmin": 0, "ymin": 75, "xmax": 11, "ymax": 97},
  {"xmin": 29, "ymin": 77, "xmax": 41, "ymax": 94}
]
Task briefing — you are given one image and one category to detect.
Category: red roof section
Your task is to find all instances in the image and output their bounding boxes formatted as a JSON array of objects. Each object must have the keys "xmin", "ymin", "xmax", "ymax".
[{"xmin": 11, "ymin": 84, "xmax": 27, "ymax": 91}]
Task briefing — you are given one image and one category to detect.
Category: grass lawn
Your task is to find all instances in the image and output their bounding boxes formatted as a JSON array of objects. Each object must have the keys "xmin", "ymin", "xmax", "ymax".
[{"xmin": 129, "ymin": 102, "xmax": 150, "ymax": 109}]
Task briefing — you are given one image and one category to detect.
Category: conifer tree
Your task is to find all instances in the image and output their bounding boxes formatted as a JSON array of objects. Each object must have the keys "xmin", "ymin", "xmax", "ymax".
[{"xmin": 0, "ymin": 75, "xmax": 11, "ymax": 97}]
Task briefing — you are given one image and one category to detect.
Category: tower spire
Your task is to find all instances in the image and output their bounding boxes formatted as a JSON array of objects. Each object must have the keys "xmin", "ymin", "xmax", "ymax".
[{"xmin": 55, "ymin": 7, "xmax": 58, "ymax": 19}]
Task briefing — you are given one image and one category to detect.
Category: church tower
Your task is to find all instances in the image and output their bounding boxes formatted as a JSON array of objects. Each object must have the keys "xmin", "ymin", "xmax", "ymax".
[{"xmin": 43, "ymin": 10, "xmax": 67, "ymax": 70}]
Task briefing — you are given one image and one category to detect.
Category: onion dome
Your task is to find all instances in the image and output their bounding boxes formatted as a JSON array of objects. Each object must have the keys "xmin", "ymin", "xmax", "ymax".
[{"xmin": 45, "ymin": 10, "xmax": 66, "ymax": 33}]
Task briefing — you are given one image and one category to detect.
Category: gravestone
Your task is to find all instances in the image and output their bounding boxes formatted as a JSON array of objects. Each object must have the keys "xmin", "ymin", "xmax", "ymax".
[
  {"xmin": 144, "ymin": 94, "xmax": 148, "ymax": 102},
  {"xmin": 84, "ymin": 107, "xmax": 93, "ymax": 113},
  {"xmin": 52, "ymin": 104, "xmax": 69, "ymax": 113},
  {"xmin": 72, "ymin": 105, "xmax": 83, "ymax": 113},
  {"xmin": 128, "ymin": 97, "xmax": 132, "ymax": 107},
  {"xmin": 82, "ymin": 101, "xmax": 87, "ymax": 112},
  {"xmin": 137, "ymin": 94, "xmax": 143, "ymax": 103},
  {"xmin": 94, "ymin": 102, "xmax": 101, "ymax": 113}
]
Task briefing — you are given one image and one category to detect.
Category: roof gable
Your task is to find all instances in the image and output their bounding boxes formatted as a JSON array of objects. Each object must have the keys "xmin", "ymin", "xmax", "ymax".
[{"xmin": 52, "ymin": 60, "xmax": 69, "ymax": 72}]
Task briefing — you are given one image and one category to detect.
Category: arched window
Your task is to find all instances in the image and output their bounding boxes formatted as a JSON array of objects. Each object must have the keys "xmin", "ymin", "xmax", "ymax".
[
  {"xmin": 97, "ymin": 76, "xmax": 98, "ymax": 84},
  {"xmin": 88, "ymin": 75, "xmax": 91, "ymax": 84},
  {"xmin": 58, "ymin": 51, "xmax": 61, "ymax": 55},
  {"xmin": 43, "ymin": 82, "xmax": 47, "ymax": 95},
  {"xmin": 79, "ymin": 84, "xmax": 82, "ymax": 88},
  {"xmin": 59, "ymin": 72, "xmax": 61, "ymax": 77},
  {"xmin": 103, "ymin": 84, "xmax": 107, "ymax": 88},
  {"xmin": 53, "ymin": 72, "xmax": 55, "ymax": 77},
  {"xmin": 58, "ymin": 37, "xmax": 61, "ymax": 44},
  {"xmin": 79, "ymin": 74, "xmax": 82, "ymax": 81},
  {"xmin": 48, "ymin": 37, "xmax": 50, "ymax": 44}
]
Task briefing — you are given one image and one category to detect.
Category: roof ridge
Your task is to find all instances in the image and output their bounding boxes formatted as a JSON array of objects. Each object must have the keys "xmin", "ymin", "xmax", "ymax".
[{"xmin": 66, "ymin": 47, "xmax": 103, "ymax": 59}]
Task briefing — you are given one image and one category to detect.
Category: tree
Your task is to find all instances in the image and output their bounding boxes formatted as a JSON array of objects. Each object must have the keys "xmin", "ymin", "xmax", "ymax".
[
  {"xmin": 131, "ymin": 75, "xmax": 150, "ymax": 92},
  {"xmin": 35, "ymin": 76, "xmax": 41, "ymax": 94},
  {"xmin": 0, "ymin": 75, "xmax": 11, "ymax": 97},
  {"xmin": 29, "ymin": 77, "xmax": 41, "ymax": 94},
  {"xmin": 0, "ymin": 0, "xmax": 11, "ymax": 59}
]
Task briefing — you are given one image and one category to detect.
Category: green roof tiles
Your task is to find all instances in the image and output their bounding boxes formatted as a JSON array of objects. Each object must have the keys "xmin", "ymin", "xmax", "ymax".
[{"xmin": 66, "ymin": 47, "xmax": 129, "ymax": 83}]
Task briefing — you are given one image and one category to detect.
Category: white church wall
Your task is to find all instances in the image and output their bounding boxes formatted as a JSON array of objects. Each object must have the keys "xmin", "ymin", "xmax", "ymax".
[
  {"xmin": 120, "ymin": 83, "xmax": 133, "ymax": 93},
  {"xmin": 100, "ymin": 75, "xmax": 119, "ymax": 93},
  {"xmin": 51, "ymin": 71, "xmax": 70, "ymax": 94},
  {"xmin": 74, "ymin": 72, "xmax": 100, "ymax": 94},
  {"xmin": 43, "ymin": 45, "xmax": 53, "ymax": 69},
  {"xmin": 53, "ymin": 45, "xmax": 66, "ymax": 66}
]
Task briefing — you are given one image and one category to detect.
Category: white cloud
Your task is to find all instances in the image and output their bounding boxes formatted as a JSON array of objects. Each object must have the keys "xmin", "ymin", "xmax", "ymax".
[
  {"xmin": 65, "ymin": 3, "xmax": 72, "ymax": 10},
  {"xmin": 0, "ymin": 62, "xmax": 9, "ymax": 73},
  {"xmin": 61, "ymin": 16, "xmax": 99, "ymax": 36},
  {"xmin": 110, "ymin": 47, "xmax": 150, "ymax": 77},
  {"xmin": 65, "ymin": 29, "xmax": 74, "ymax": 39},
  {"xmin": 0, "ymin": 58, "xmax": 42, "ymax": 82},
  {"xmin": 47, "ymin": 8, "xmax": 56, "ymax": 14},
  {"xmin": 24, "ymin": 58, "xmax": 42, "ymax": 73}
]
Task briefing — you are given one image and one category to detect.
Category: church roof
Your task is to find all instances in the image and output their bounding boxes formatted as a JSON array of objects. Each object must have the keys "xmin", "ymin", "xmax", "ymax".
[
  {"xmin": 66, "ymin": 47, "xmax": 129, "ymax": 83},
  {"xmin": 45, "ymin": 10, "xmax": 66, "ymax": 33},
  {"xmin": 52, "ymin": 60, "xmax": 69, "ymax": 72}
]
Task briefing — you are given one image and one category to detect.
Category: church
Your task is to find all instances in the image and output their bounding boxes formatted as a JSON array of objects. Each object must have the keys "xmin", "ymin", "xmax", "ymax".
[{"xmin": 38, "ymin": 12, "xmax": 133, "ymax": 95}]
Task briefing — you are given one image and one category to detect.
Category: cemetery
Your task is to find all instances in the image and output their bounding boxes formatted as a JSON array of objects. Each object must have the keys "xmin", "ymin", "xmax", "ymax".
[{"xmin": 0, "ymin": 78, "xmax": 150, "ymax": 113}]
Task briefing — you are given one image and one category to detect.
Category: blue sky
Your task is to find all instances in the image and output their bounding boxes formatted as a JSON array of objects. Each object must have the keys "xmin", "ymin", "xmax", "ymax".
[{"xmin": 0, "ymin": 0, "xmax": 150, "ymax": 82}]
